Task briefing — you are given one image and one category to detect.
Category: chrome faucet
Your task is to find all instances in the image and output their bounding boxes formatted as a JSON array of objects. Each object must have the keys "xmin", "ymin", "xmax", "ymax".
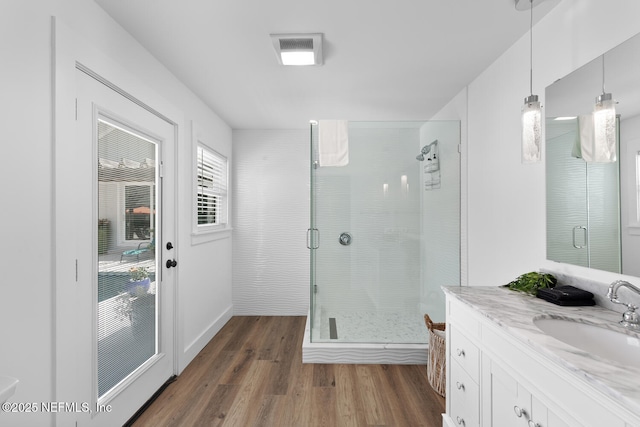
[{"xmin": 607, "ymin": 280, "xmax": 640, "ymax": 330}]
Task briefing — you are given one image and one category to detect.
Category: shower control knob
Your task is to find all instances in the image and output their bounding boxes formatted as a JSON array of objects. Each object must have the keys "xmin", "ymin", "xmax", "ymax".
[{"xmin": 339, "ymin": 232, "xmax": 352, "ymax": 246}]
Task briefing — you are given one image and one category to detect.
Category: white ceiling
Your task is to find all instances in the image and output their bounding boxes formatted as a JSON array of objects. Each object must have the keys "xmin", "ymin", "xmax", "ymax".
[{"xmin": 94, "ymin": 0, "xmax": 561, "ymax": 130}]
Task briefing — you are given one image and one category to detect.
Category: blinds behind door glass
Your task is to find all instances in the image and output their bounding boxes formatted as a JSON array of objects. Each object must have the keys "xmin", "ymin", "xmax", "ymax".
[{"xmin": 97, "ymin": 119, "xmax": 158, "ymax": 398}]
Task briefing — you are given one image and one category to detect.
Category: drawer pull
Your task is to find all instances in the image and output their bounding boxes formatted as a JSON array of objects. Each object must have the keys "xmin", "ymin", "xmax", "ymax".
[
  {"xmin": 456, "ymin": 416, "xmax": 466, "ymax": 426},
  {"xmin": 456, "ymin": 381, "xmax": 465, "ymax": 391},
  {"xmin": 456, "ymin": 348, "xmax": 465, "ymax": 357},
  {"xmin": 513, "ymin": 405, "xmax": 528, "ymax": 418}
]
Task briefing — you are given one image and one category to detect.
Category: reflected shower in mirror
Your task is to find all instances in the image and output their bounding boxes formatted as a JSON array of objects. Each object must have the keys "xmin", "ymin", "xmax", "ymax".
[{"xmin": 545, "ymin": 31, "xmax": 640, "ymax": 276}]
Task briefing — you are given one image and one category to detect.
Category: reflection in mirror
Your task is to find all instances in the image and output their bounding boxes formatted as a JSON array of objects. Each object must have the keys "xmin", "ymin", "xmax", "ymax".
[
  {"xmin": 546, "ymin": 117, "xmax": 620, "ymax": 272},
  {"xmin": 546, "ymin": 31, "xmax": 640, "ymax": 276}
]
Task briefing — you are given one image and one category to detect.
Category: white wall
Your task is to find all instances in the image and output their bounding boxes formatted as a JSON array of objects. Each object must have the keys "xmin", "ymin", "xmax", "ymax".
[
  {"xmin": 232, "ymin": 129, "xmax": 310, "ymax": 315},
  {"xmin": 1, "ymin": 2, "xmax": 232, "ymax": 426},
  {"xmin": 1, "ymin": 5, "xmax": 55, "ymax": 427},
  {"xmin": 457, "ymin": 0, "xmax": 640, "ymax": 287}
]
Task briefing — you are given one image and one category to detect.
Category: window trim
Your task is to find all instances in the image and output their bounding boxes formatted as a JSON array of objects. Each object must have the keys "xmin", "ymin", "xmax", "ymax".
[
  {"xmin": 192, "ymin": 124, "xmax": 230, "ymax": 241},
  {"xmin": 196, "ymin": 144, "xmax": 227, "ymax": 229}
]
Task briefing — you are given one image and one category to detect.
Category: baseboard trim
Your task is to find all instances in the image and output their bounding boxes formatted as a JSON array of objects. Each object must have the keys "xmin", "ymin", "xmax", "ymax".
[{"xmin": 179, "ymin": 305, "xmax": 233, "ymax": 372}]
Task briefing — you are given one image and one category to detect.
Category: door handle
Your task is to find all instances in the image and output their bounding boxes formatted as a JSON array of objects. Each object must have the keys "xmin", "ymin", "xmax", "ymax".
[
  {"xmin": 307, "ymin": 228, "xmax": 320, "ymax": 249},
  {"xmin": 166, "ymin": 259, "xmax": 177, "ymax": 268},
  {"xmin": 573, "ymin": 226, "xmax": 587, "ymax": 249}
]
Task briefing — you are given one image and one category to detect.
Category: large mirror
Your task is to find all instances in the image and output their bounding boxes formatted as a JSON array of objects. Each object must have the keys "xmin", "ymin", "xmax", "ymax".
[{"xmin": 546, "ymin": 32, "xmax": 640, "ymax": 276}]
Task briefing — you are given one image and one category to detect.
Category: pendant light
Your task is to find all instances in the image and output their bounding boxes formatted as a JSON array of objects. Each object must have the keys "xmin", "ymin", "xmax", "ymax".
[
  {"xmin": 592, "ymin": 54, "xmax": 617, "ymax": 162},
  {"xmin": 521, "ymin": 0, "xmax": 542, "ymax": 164}
]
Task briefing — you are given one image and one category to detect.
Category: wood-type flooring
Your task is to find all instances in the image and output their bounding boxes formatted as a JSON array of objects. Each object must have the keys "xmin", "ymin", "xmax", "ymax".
[{"xmin": 131, "ymin": 316, "xmax": 445, "ymax": 426}]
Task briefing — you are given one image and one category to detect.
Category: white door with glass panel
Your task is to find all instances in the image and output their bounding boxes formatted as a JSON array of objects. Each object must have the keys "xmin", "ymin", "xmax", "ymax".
[{"xmin": 66, "ymin": 68, "xmax": 176, "ymax": 426}]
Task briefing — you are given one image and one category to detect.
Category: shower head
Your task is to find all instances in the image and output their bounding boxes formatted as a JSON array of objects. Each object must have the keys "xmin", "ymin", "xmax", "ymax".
[{"xmin": 416, "ymin": 139, "xmax": 438, "ymax": 161}]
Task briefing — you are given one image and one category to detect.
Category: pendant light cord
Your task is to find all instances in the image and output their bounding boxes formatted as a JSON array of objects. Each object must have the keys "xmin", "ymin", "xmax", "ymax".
[
  {"xmin": 529, "ymin": 0, "xmax": 533, "ymax": 96},
  {"xmin": 601, "ymin": 54, "xmax": 606, "ymax": 95}
]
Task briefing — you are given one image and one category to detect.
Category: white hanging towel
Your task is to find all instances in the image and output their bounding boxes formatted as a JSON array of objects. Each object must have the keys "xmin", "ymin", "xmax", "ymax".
[
  {"xmin": 318, "ymin": 120, "xmax": 349, "ymax": 167},
  {"xmin": 578, "ymin": 114, "xmax": 595, "ymax": 162}
]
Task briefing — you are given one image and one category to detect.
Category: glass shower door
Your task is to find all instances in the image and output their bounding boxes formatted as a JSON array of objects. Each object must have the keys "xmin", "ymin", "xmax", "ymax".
[
  {"xmin": 310, "ymin": 122, "xmax": 427, "ymax": 344},
  {"xmin": 309, "ymin": 122, "xmax": 319, "ymax": 342}
]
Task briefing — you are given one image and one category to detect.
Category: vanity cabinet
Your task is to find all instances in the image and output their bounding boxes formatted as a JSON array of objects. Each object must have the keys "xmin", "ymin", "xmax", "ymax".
[
  {"xmin": 446, "ymin": 296, "xmax": 481, "ymax": 427},
  {"xmin": 486, "ymin": 359, "xmax": 567, "ymax": 427},
  {"xmin": 448, "ymin": 325, "xmax": 480, "ymax": 426},
  {"xmin": 443, "ymin": 293, "xmax": 635, "ymax": 427}
]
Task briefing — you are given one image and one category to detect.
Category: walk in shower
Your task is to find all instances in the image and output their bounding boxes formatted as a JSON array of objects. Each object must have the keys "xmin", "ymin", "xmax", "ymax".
[{"xmin": 305, "ymin": 120, "xmax": 460, "ymax": 363}]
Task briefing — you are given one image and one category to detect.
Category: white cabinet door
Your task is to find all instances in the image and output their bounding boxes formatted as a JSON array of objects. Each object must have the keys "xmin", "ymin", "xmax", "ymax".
[
  {"xmin": 531, "ymin": 395, "xmax": 569, "ymax": 427},
  {"xmin": 488, "ymin": 360, "xmax": 568, "ymax": 427},
  {"xmin": 488, "ymin": 361, "xmax": 529, "ymax": 427}
]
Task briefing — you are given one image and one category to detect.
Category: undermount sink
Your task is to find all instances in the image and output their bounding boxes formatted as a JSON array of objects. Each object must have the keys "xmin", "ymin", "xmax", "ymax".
[{"xmin": 533, "ymin": 317, "xmax": 640, "ymax": 369}]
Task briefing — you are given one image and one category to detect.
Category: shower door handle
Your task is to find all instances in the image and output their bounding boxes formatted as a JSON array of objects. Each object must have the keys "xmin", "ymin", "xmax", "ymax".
[
  {"xmin": 307, "ymin": 228, "xmax": 320, "ymax": 249},
  {"xmin": 573, "ymin": 226, "xmax": 587, "ymax": 249}
]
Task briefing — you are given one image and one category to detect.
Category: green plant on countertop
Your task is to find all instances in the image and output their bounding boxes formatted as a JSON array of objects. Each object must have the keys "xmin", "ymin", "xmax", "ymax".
[{"xmin": 505, "ymin": 271, "xmax": 557, "ymax": 295}]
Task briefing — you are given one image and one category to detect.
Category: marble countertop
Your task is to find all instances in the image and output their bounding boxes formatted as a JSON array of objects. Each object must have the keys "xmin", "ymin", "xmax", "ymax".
[{"xmin": 443, "ymin": 286, "xmax": 640, "ymax": 417}]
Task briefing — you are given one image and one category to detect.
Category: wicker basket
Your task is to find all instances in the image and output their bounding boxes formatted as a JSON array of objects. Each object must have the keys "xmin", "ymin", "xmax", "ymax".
[{"xmin": 424, "ymin": 314, "xmax": 446, "ymax": 397}]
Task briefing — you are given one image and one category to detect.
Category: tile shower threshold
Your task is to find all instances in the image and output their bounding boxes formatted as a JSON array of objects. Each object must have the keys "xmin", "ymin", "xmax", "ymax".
[{"xmin": 302, "ymin": 314, "xmax": 428, "ymax": 364}]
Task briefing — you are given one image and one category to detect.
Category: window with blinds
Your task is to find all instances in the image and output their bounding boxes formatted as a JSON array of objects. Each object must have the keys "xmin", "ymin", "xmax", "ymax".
[
  {"xmin": 197, "ymin": 145, "xmax": 228, "ymax": 228},
  {"xmin": 97, "ymin": 118, "xmax": 157, "ymax": 398}
]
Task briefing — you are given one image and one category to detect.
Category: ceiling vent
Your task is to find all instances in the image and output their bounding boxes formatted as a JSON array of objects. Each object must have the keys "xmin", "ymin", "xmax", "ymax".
[{"xmin": 270, "ymin": 33, "xmax": 323, "ymax": 66}]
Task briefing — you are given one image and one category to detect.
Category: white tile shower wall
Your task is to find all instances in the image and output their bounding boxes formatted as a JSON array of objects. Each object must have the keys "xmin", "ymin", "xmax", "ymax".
[
  {"xmin": 232, "ymin": 129, "xmax": 310, "ymax": 315},
  {"xmin": 314, "ymin": 126, "xmax": 422, "ymax": 316}
]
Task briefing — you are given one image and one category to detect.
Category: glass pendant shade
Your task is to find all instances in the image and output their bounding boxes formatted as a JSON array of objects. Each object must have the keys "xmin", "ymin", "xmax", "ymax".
[
  {"xmin": 522, "ymin": 95, "xmax": 542, "ymax": 163},
  {"xmin": 593, "ymin": 93, "xmax": 617, "ymax": 162}
]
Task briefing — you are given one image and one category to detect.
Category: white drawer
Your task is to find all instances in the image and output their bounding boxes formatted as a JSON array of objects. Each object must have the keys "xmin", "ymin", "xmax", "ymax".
[
  {"xmin": 450, "ymin": 358, "xmax": 479, "ymax": 427},
  {"xmin": 450, "ymin": 325, "xmax": 480, "ymax": 382}
]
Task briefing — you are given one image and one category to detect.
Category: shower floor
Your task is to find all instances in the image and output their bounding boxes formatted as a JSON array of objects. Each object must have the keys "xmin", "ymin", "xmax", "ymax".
[{"xmin": 314, "ymin": 310, "xmax": 428, "ymax": 344}]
